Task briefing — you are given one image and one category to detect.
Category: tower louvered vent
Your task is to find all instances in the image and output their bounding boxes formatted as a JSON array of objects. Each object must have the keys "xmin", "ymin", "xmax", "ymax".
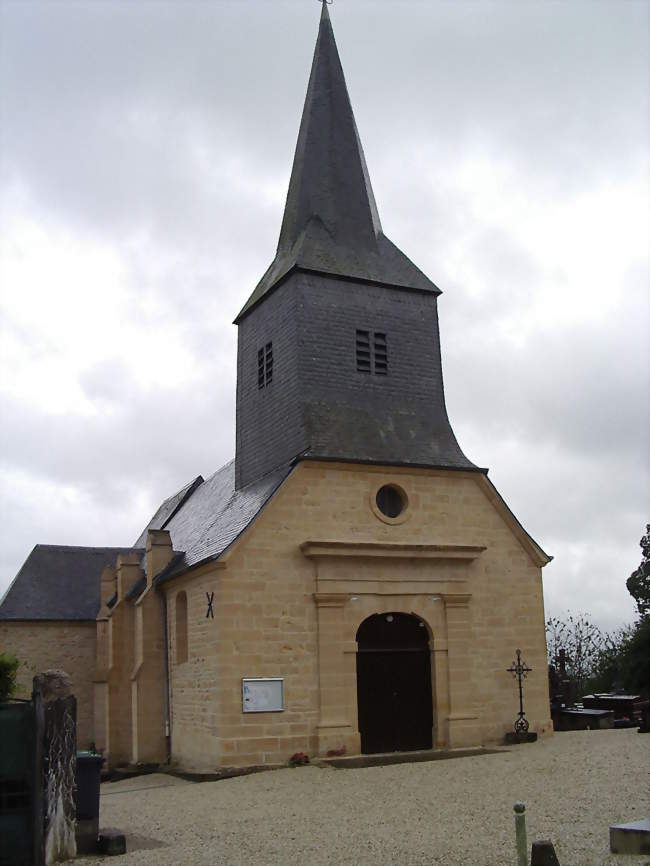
[
  {"xmin": 258, "ymin": 342, "xmax": 273, "ymax": 389},
  {"xmin": 356, "ymin": 329, "xmax": 387, "ymax": 375}
]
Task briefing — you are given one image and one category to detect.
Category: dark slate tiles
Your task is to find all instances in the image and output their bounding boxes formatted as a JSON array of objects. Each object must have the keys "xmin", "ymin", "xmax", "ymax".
[
  {"xmin": 133, "ymin": 474, "xmax": 204, "ymax": 548},
  {"xmin": 1, "ymin": 460, "xmax": 291, "ymax": 619},
  {"xmin": 0, "ymin": 545, "xmax": 142, "ymax": 621},
  {"xmin": 154, "ymin": 460, "xmax": 292, "ymax": 582},
  {"xmin": 235, "ymin": 270, "xmax": 477, "ymax": 488},
  {"xmin": 235, "ymin": 3, "xmax": 439, "ymax": 323}
]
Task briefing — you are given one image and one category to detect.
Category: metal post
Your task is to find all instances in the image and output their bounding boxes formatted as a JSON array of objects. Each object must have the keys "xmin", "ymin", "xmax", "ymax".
[{"xmin": 514, "ymin": 802, "xmax": 528, "ymax": 866}]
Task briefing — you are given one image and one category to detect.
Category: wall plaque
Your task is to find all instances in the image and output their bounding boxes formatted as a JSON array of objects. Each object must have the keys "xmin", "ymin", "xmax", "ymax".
[{"xmin": 242, "ymin": 678, "xmax": 284, "ymax": 713}]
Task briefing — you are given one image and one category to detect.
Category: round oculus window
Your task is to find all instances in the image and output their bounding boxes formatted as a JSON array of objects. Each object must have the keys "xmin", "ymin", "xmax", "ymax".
[{"xmin": 375, "ymin": 484, "xmax": 407, "ymax": 519}]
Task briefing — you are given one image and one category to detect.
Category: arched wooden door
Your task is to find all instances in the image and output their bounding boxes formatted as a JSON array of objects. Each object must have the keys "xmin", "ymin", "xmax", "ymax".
[{"xmin": 356, "ymin": 613, "xmax": 433, "ymax": 754}]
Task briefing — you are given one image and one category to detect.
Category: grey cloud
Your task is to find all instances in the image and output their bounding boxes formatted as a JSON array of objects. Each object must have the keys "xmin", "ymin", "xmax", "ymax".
[
  {"xmin": 2, "ymin": 1, "xmax": 647, "ymax": 242},
  {"xmin": 444, "ymin": 291, "xmax": 649, "ymax": 463},
  {"xmin": 0, "ymin": 0, "xmax": 647, "ymax": 632},
  {"xmin": 1, "ymin": 369, "xmax": 234, "ymax": 499}
]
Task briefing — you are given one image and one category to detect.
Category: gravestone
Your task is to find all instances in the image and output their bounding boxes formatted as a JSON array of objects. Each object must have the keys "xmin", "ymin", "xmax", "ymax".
[
  {"xmin": 582, "ymin": 693, "xmax": 649, "ymax": 725},
  {"xmin": 639, "ymin": 704, "xmax": 650, "ymax": 733}
]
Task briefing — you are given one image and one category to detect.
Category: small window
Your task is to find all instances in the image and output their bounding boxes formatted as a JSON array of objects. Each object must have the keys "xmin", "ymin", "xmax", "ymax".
[
  {"xmin": 258, "ymin": 341, "xmax": 273, "ymax": 389},
  {"xmin": 356, "ymin": 329, "xmax": 388, "ymax": 375},
  {"xmin": 376, "ymin": 484, "xmax": 406, "ymax": 518},
  {"xmin": 176, "ymin": 591, "xmax": 188, "ymax": 664}
]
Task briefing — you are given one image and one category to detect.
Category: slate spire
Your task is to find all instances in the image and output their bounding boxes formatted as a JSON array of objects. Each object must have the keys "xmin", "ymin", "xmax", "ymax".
[
  {"xmin": 236, "ymin": 3, "xmax": 439, "ymax": 322},
  {"xmin": 278, "ymin": 0, "xmax": 381, "ymax": 256}
]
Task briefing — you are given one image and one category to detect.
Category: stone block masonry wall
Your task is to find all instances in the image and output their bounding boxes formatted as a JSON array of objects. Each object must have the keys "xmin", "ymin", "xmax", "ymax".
[
  {"xmin": 214, "ymin": 540, "xmax": 320, "ymax": 767},
  {"xmin": 164, "ymin": 461, "xmax": 551, "ymax": 770},
  {"xmin": 168, "ymin": 572, "xmax": 225, "ymax": 769},
  {"xmin": 0, "ymin": 621, "xmax": 96, "ymax": 748},
  {"xmin": 106, "ymin": 600, "xmax": 135, "ymax": 766},
  {"xmin": 167, "ymin": 561, "xmax": 320, "ymax": 770},
  {"xmin": 130, "ymin": 588, "xmax": 167, "ymax": 764}
]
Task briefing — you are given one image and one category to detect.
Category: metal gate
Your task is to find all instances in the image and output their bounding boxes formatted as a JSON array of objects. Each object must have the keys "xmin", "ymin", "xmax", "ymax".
[{"xmin": 0, "ymin": 700, "xmax": 35, "ymax": 866}]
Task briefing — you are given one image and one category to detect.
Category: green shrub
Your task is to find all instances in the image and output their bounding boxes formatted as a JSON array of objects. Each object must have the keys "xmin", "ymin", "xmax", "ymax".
[{"xmin": 0, "ymin": 653, "xmax": 20, "ymax": 701}]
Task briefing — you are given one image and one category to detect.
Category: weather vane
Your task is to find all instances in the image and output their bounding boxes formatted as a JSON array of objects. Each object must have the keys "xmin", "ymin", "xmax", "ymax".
[{"xmin": 318, "ymin": 0, "xmax": 333, "ymax": 5}]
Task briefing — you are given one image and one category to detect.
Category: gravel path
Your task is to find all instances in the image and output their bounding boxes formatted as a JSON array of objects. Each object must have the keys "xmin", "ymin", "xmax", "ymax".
[{"xmin": 70, "ymin": 730, "xmax": 649, "ymax": 866}]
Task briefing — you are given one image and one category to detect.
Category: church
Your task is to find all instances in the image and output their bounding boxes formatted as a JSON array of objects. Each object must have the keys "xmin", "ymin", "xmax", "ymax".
[{"xmin": 0, "ymin": 4, "xmax": 552, "ymax": 770}]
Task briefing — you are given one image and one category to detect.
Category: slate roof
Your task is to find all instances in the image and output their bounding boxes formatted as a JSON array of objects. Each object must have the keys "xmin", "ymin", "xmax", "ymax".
[
  {"xmin": 139, "ymin": 459, "xmax": 292, "ymax": 583},
  {"xmin": 235, "ymin": 3, "xmax": 439, "ymax": 322},
  {"xmin": 133, "ymin": 474, "xmax": 204, "ymax": 548},
  {"xmin": 0, "ymin": 460, "xmax": 291, "ymax": 621},
  {"xmin": 0, "ymin": 545, "xmax": 140, "ymax": 621}
]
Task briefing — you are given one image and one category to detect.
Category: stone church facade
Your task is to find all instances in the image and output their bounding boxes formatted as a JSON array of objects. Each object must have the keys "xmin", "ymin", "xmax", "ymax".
[{"xmin": 0, "ymin": 5, "xmax": 552, "ymax": 770}]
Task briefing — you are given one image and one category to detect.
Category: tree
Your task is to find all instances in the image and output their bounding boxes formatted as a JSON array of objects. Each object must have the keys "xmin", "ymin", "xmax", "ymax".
[
  {"xmin": 617, "ymin": 617, "xmax": 650, "ymax": 694},
  {"xmin": 0, "ymin": 653, "xmax": 19, "ymax": 702},
  {"xmin": 586, "ymin": 625, "xmax": 635, "ymax": 693},
  {"xmin": 546, "ymin": 612, "xmax": 605, "ymax": 696},
  {"xmin": 626, "ymin": 524, "xmax": 650, "ymax": 620},
  {"xmin": 547, "ymin": 612, "xmax": 649, "ymax": 699}
]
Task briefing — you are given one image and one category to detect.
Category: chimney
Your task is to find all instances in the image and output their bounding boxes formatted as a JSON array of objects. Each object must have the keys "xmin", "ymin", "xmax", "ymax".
[
  {"xmin": 98, "ymin": 564, "xmax": 116, "ymax": 615},
  {"xmin": 145, "ymin": 529, "xmax": 174, "ymax": 587},
  {"xmin": 116, "ymin": 552, "xmax": 144, "ymax": 601}
]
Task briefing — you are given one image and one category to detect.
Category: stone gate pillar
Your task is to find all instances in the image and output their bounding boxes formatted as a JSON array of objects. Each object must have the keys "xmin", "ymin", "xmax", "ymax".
[{"xmin": 33, "ymin": 670, "xmax": 77, "ymax": 866}]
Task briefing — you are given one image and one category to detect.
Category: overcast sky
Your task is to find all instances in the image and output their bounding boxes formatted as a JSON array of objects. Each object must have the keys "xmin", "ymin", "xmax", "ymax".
[{"xmin": 0, "ymin": 0, "xmax": 647, "ymax": 634}]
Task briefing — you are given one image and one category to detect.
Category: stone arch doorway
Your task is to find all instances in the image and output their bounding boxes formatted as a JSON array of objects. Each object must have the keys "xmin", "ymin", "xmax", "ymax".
[{"xmin": 356, "ymin": 612, "xmax": 434, "ymax": 754}]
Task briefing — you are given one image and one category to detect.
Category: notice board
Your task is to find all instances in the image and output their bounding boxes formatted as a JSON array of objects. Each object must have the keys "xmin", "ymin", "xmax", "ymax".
[{"xmin": 242, "ymin": 678, "xmax": 284, "ymax": 713}]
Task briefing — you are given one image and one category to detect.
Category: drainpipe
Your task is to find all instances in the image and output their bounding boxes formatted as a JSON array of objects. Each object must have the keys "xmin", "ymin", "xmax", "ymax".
[{"xmin": 161, "ymin": 590, "xmax": 172, "ymax": 764}]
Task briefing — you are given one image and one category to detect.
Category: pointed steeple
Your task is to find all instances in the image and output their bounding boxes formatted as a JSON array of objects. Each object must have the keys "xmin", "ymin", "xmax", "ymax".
[
  {"xmin": 279, "ymin": 1, "xmax": 381, "ymax": 257},
  {"xmin": 236, "ymin": 3, "xmax": 439, "ymax": 322}
]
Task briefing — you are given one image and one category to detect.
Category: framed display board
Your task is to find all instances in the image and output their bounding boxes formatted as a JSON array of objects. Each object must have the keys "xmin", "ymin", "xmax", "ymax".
[{"xmin": 241, "ymin": 678, "xmax": 284, "ymax": 713}]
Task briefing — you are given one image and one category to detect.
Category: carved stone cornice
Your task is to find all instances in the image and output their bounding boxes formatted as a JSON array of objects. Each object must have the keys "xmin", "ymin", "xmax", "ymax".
[
  {"xmin": 301, "ymin": 541, "xmax": 486, "ymax": 560},
  {"xmin": 313, "ymin": 592, "xmax": 349, "ymax": 608},
  {"xmin": 444, "ymin": 593, "xmax": 472, "ymax": 608}
]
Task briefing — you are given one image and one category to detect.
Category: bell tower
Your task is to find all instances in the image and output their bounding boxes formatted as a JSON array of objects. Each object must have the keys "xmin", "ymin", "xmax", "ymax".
[{"xmin": 234, "ymin": 3, "xmax": 475, "ymax": 489}]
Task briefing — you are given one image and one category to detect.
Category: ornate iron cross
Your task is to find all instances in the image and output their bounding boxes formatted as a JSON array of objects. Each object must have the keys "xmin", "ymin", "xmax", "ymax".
[{"xmin": 507, "ymin": 648, "xmax": 532, "ymax": 734}]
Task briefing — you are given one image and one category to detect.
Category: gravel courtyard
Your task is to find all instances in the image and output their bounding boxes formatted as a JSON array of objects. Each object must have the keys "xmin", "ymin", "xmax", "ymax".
[{"xmin": 72, "ymin": 730, "xmax": 649, "ymax": 866}]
